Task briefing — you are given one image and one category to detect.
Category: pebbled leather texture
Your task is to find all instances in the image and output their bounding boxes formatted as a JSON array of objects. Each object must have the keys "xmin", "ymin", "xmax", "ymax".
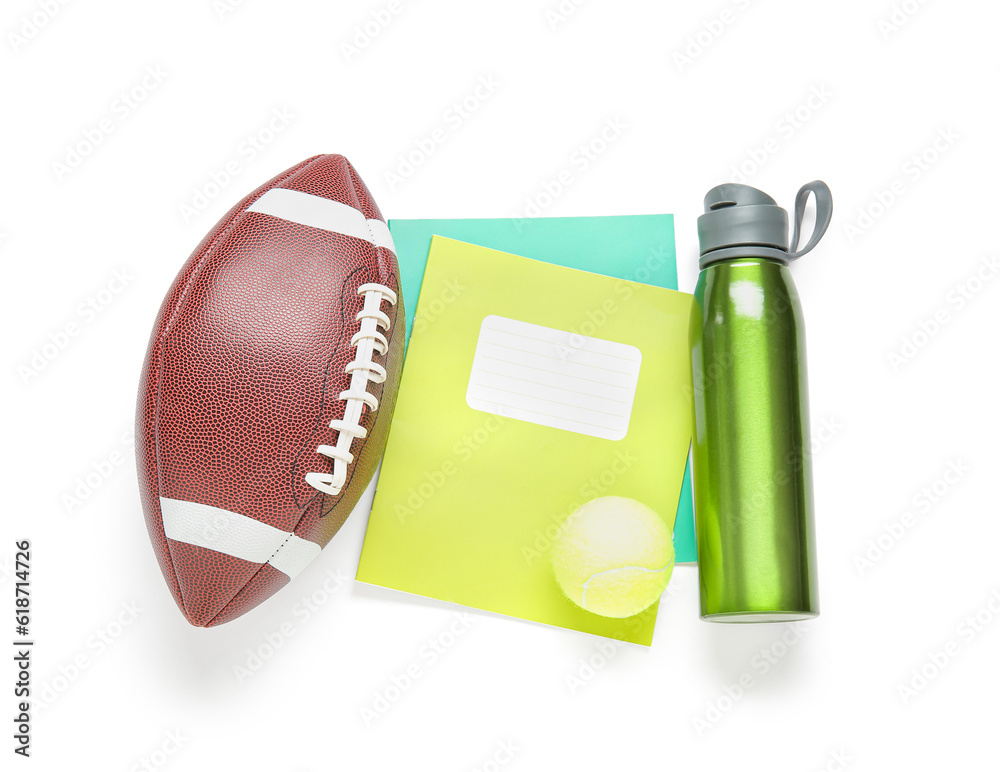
[{"xmin": 135, "ymin": 155, "xmax": 403, "ymax": 627}]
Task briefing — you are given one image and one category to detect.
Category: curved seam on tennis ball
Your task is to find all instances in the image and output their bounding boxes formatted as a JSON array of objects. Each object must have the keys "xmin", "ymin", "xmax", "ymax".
[{"xmin": 580, "ymin": 562, "xmax": 675, "ymax": 611}]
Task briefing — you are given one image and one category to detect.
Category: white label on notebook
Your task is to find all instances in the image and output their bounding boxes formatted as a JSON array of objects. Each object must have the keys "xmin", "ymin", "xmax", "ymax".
[{"xmin": 466, "ymin": 315, "xmax": 642, "ymax": 441}]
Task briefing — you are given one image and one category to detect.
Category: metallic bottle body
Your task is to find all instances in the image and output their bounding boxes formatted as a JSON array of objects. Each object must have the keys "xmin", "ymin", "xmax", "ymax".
[{"xmin": 690, "ymin": 258, "xmax": 818, "ymax": 621}]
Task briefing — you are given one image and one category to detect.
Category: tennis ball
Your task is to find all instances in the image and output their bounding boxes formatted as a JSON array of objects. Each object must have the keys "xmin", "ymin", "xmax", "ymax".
[{"xmin": 551, "ymin": 496, "xmax": 675, "ymax": 618}]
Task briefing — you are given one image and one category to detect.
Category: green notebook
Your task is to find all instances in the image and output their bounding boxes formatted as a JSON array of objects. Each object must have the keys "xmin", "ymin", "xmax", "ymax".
[
  {"xmin": 357, "ymin": 237, "xmax": 695, "ymax": 644},
  {"xmin": 387, "ymin": 215, "xmax": 696, "ymax": 563}
]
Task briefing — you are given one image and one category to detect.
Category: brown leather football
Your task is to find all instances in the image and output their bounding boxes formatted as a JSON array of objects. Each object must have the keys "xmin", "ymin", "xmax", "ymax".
[{"xmin": 135, "ymin": 155, "xmax": 403, "ymax": 627}]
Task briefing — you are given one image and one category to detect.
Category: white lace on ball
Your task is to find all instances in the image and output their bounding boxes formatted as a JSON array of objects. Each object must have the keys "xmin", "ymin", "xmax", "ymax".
[{"xmin": 306, "ymin": 283, "xmax": 397, "ymax": 496}]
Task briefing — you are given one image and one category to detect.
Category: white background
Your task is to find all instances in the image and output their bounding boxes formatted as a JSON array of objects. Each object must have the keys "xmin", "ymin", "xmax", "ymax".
[{"xmin": 2, "ymin": 1, "xmax": 998, "ymax": 770}]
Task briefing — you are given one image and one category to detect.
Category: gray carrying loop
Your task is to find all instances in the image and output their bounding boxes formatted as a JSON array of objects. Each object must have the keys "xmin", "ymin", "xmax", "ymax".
[{"xmin": 787, "ymin": 181, "xmax": 833, "ymax": 261}]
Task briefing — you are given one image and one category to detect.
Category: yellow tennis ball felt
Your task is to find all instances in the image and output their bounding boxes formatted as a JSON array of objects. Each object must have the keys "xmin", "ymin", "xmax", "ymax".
[{"xmin": 551, "ymin": 496, "xmax": 675, "ymax": 618}]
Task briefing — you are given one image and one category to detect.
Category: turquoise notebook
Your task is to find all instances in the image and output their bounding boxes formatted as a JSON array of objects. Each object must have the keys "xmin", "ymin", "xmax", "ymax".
[{"xmin": 386, "ymin": 216, "xmax": 697, "ymax": 564}]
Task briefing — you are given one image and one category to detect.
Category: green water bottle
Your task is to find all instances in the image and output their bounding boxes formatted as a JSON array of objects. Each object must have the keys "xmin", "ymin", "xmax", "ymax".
[{"xmin": 690, "ymin": 180, "xmax": 832, "ymax": 622}]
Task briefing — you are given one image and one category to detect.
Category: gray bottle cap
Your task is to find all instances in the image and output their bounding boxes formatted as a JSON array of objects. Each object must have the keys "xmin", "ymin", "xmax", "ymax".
[{"xmin": 697, "ymin": 181, "xmax": 833, "ymax": 269}]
